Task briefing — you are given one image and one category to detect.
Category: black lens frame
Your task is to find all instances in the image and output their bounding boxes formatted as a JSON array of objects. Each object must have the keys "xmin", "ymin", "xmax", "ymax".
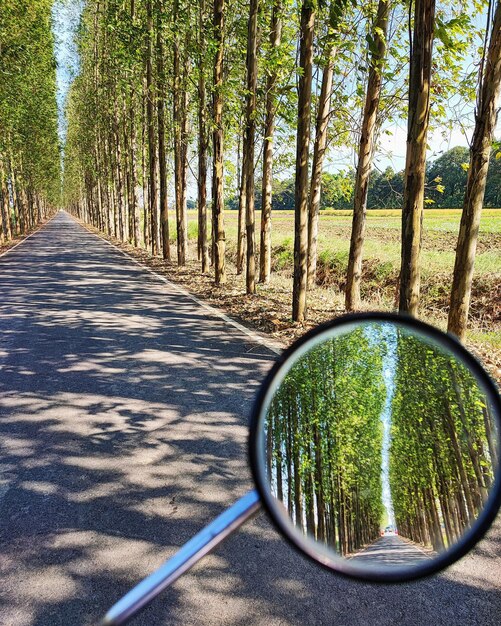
[{"xmin": 248, "ymin": 312, "xmax": 501, "ymax": 583}]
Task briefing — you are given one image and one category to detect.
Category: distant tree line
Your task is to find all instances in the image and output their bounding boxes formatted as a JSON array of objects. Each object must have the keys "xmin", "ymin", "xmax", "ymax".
[{"xmin": 227, "ymin": 146, "xmax": 501, "ymax": 211}]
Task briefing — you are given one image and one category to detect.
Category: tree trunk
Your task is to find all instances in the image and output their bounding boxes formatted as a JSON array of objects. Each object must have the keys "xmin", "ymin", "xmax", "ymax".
[
  {"xmin": 307, "ymin": 42, "xmax": 337, "ymax": 289},
  {"xmin": 198, "ymin": 0, "xmax": 210, "ymax": 273},
  {"xmin": 102, "ymin": 133, "xmax": 113, "ymax": 236},
  {"xmin": 173, "ymin": 0, "xmax": 188, "ymax": 265},
  {"xmin": 398, "ymin": 0, "xmax": 435, "ymax": 315},
  {"xmin": 156, "ymin": 3, "xmax": 170, "ymax": 261},
  {"xmin": 0, "ymin": 159, "xmax": 12, "ymax": 241},
  {"xmin": 345, "ymin": 0, "xmax": 389, "ymax": 310},
  {"xmin": 259, "ymin": 2, "xmax": 282, "ymax": 284},
  {"xmin": 113, "ymin": 114, "xmax": 125, "ymax": 241},
  {"xmin": 292, "ymin": 2, "xmax": 315, "ymax": 321},
  {"xmin": 237, "ymin": 130, "xmax": 247, "ymax": 274},
  {"xmin": 129, "ymin": 0, "xmax": 141, "ymax": 247},
  {"xmin": 212, "ymin": 0, "xmax": 226, "ymax": 285},
  {"xmin": 244, "ymin": 0, "xmax": 259, "ymax": 294},
  {"xmin": 121, "ymin": 101, "xmax": 132, "ymax": 242},
  {"xmin": 142, "ymin": 79, "xmax": 150, "ymax": 249},
  {"xmin": 448, "ymin": 1, "xmax": 501, "ymax": 340},
  {"xmin": 94, "ymin": 144, "xmax": 104, "ymax": 232},
  {"xmin": 129, "ymin": 102, "xmax": 141, "ymax": 247},
  {"xmin": 8, "ymin": 150, "xmax": 21, "ymax": 235},
  {"xmin": 146, "ymin": 0, "xmax": 159, "ymax": 255}
]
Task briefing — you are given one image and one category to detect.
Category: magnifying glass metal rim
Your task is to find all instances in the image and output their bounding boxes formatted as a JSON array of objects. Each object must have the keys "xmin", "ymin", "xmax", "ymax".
[{"xmin": 248, "ymin": 312, "xmax": 501, "ymax": 583}]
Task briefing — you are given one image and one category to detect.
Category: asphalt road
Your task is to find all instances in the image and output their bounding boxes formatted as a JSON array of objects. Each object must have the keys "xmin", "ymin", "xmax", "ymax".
[
  {"xmin": 0, "ymin": 212, "xmax": 500, "ymax": 626},
  {"xmin": 351, "ymin": 536, "xmax": 431, "ymax": 566}
]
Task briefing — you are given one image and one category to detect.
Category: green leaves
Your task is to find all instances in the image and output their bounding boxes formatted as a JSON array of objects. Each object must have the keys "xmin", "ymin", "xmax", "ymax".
[
  {"xmin": 0, "ymin": 0, "xmax": 60, "ymax": 206},
  {"xmin": 389, "ymin": 329, "xmax": 495, "ymax": 550},
  {"xmin": 266, "ymin": 327, "xmax": 386, "ymax": 553}
]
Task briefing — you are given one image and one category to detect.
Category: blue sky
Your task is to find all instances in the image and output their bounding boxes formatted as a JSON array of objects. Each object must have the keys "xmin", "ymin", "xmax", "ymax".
[{"xmin": 52, "ymin": 0, "xmax": 82, "ymax": 142}]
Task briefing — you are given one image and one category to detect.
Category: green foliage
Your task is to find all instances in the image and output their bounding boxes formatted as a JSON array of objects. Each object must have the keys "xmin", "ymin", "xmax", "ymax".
[
  {"xmin": 390, "ymin": 329, "xmax": 496, "ymax": 550},
  {"xmin": 273, "ymin": 238, "xmax": 294, "ymax": 271},
  {"xmin": 0, "ymin": 0, "xmax": 61, "ymax": 209},
  {"xmin": 266, "ymin": 326, "xmax": 387, "ymax": 554}
]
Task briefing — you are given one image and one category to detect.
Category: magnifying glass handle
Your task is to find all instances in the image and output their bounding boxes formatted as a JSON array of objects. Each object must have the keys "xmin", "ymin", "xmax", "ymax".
[{"xmin": 102, "ymin": 490, "xmax": 261, "ymax": 626}]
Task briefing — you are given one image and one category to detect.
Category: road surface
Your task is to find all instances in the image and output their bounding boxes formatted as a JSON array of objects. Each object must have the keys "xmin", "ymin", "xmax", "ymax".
[
  {"xmin": 0, "ymin": 212, "xmax": 500, "ymax": 626},
  {"xmin": 351, "ymin": 535, "xmax": 431, "ymax": 566}
]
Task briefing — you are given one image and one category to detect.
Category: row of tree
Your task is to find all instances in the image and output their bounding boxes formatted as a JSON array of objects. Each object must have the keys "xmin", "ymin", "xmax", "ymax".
[
  {"xmin": 266, "ymin": 328, "xmax": 387, "ymax": 556},
  {"xmin": 63, "ymin": 0, "xmax": 501, "ymax": 340},
  {"xmin": 266, "ymin": 323, "xmax": 496, "ymax": 556},
  {"xmin": 0, "ymin": 0, "xmax": 60, "ymax": 244},
  {"xmin": 228, "ymin": 146, "xmax": 501, "ymax": 211},
  {"xmin": 390, "ymin": 330, "xmax": 497, "ymax": 551}
]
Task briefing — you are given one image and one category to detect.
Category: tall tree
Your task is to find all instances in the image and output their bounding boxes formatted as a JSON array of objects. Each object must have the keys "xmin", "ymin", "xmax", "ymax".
[
  {"xmin": 197, "ymin": 0, "xmax": 210, "ymax": 273},
  {"xmin": 307, "ymin": 0, "xmax": 354, "ymax": 289},
  {"xmin": 146, "ymin": 0, "xmax": 159, "ymax": 255},
  {"xmin": 244, "ymin": 0, "xmax": 259, "ymax": 294},
  {"xmin": 156, "ymin": 1, "xmax": 170, "ymax": 261},
  {"xmin": 259, "ymin": 0, "xmax": 283, "ymax": 284},
  {"xmin": 212, "ymin": 0, "xmax": 226, "ymax": 284},
  {"xmin": 292, "ymin": 0, "xmax": 316, "ymax": 322},
  {"xmin": 448, "ymin": 0, "xmax": 501, "ymax": 340},
  {"xmin": 173, "ymin": 0, "xmax": 189, "ymax": 266},
  {"xmin": 345, "ymin": 0, "xmax": 390, "ymax": 310},
  {"xmin": 398, "ymin": 0, "xmax": 436, "ymax": 315}
]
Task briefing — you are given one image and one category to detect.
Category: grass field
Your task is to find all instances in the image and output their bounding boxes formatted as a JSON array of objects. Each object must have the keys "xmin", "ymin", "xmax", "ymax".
[
  {"xmin": 120, "ymin": 207, "xmax": 500, "ymax": 375},
  {"xmin": 219, "ymin": 208, "xmax": 501, "ymax": 274},
  {"xmin": 181, "ymin": 208, "xmax": 500, "ymax": 281},
  {"xmin": 178, "ymin": 208, "xmax": 501, "ymax": 357}
]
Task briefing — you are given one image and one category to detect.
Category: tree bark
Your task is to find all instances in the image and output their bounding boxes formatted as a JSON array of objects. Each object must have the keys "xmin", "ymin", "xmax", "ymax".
[
  {"xmin": 156, "ymin": 3, "xmax": 170, "ymax": 261},
  {"xmin": 212, "ymin": 0, "xmax": 226, "ymax": 284},
  {"xmin": 345, "ymin": 0, "xmax": 389, "ymax": 310},
  {"xmin": 244, "ymin": 0, "xmax": 259, "ymax": 294},
  {"xmin": 173, "ymin": 0, "xmax": 188, "ymax": 265},
  {"xmin": 0, "ymin": 158, "xmax": 12, "ymax": 241},
  {"xmin": 448, "ymin": 1, "xmax": 501, "ymax": 340},
  {"xmin": 307, "ymin": 42, "xmax": 337, "ymax": 289},
  {"xmin": 237, "ymin": 130, "xmax": 247, "ymax": 274},
  {"xmin": 129, "ymin": 101, "xmax": 141, "ymax": 247},
  {"xmin": 146, "ymin": 0, "xmax": 159, "ymax": 255},
  {"xmin": 129, "ymin": 0, "xmax": 141, "ymax": 248},
  {"xmin": 113, "ymin": 112, "xmax": 125, "ymax": 241},
  {"xmin": 292, "ymin": 2, "xmax": 315, "ymax": 321},
  {"xmin": 142, "ymin": 78, "xmax": 150, "ymax": 249},
  {"xmin": 198, "ymin": 0, "xmax": 210, "ymax": 273},
  {"xmin": 399, "ymin": 0, "xmax": 435, "ymax": 315},
  {"xmin": 259, "ymin": 1, "xmax": 282, "ymax": 284}
]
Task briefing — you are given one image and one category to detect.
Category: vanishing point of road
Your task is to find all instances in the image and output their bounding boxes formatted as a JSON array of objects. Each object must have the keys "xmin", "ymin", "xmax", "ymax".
[
  {"xmin": 351, "ymin": 535, "xmax": 432, "ymax": 566},
  {"xmin": 0, "ymin": 212, "xmax": 499, "ymax": 626}
]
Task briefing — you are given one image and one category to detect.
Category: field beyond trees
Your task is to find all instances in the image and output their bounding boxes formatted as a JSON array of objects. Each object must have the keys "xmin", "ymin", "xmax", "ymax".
[{"xmin": 91, "ymin": 207, "xmax": 500, "ymax": 379}]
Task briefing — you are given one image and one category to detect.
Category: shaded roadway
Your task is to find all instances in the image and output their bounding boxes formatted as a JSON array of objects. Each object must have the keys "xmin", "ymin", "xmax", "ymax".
[
  {"xmin": 0, "ymin": 212, "xmax": 500, "ymax": 625},
  {"xmin": 351, "ymin": 535, "xmax": 431, "ymax": 566}
]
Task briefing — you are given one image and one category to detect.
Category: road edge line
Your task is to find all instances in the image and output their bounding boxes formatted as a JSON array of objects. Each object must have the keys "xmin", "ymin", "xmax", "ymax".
[{"xmin": 72, "ymin": 214, "xmax": 284, "ymax": 356}]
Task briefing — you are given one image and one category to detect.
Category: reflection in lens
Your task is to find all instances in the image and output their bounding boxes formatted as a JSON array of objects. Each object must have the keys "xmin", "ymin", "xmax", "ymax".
[{"xmin": 264, "ymin": 323, "xmax": 498, "ymax": 568}]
